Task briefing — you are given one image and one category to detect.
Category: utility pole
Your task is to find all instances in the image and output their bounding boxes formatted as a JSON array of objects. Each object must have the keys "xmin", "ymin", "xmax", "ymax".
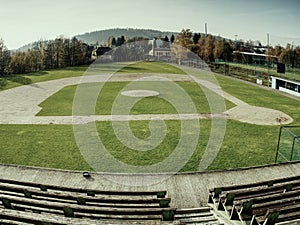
[
  {"xmin": 267, "ymin": 33, "xmax": 270, "ymax": 87},
  {"xmin": 205, "ymin": 23, "xmax": 207, "ymax": 36}
]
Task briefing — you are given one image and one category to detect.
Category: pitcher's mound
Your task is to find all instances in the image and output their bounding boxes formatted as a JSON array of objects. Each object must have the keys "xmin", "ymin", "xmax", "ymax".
[
  {"xmin": 226, "ymin": 105, "xmax": 293, "ymax": 125},
  {"xmin": 121, "ymin": 90, "xmax": 159, "ymax": 97}
]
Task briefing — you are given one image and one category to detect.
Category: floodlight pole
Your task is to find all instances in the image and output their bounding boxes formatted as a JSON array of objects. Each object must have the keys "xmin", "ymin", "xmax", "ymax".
[{"xmin": 267, "ymin": 33, "xmax": 270, "ymax": 87}]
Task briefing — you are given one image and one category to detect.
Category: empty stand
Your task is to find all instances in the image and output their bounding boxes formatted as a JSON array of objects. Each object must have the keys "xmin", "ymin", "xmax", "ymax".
[
  {"xmin": 0, "ymin": 178, "xmax": 176, "ymax": 225},
  {"xmin": 174, "ymin": 207, "xmax": 222, "ymax": 225},
  {"xmin": 208, "ymin": 175, "xmax": 300, "ymax": 225}
]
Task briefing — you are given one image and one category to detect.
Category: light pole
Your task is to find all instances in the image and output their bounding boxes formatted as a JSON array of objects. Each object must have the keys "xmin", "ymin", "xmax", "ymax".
[{"xmin": 267, "ymin": 33, "xmax": 270, "ymax": 87}]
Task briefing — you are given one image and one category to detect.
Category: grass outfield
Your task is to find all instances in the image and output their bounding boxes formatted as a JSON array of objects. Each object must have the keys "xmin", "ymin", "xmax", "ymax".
[{"xmin": 0, "ymin": 62, "xmax": 299, "ymax": 171}]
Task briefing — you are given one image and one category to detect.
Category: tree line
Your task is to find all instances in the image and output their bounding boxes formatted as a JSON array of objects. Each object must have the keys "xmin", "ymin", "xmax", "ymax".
[
  {"xmin": 173, "ymin": 29, "xmax": 300, "ymax": 67},
  {"xmin": 1, "ymin": 28, "xmax": 300, "ymax": 77},
  {"xmin": 0, "ymin": 37, "xmax": 91, "ymax": 76},
  {"xmin": 173, "ymin": 29, "xmax": 233, "ymax": 62},
  {"xmin": 266, "ymin": 44, "xmax": 300, "ymax": 68}
]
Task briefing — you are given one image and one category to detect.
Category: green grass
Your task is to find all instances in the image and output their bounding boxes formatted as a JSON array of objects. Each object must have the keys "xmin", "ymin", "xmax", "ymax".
[
  {"xmin": 208, "ymin": 121, "xmax": 279, "ymax": 170},
  {"xmin": 37, "ymin": 81, "xmax": 234, "ymax": 116},
  {"xmin": 0, "ymin": 62, "xmax": 185, "ymax": 91},
  {"xmin": 0, "ymin": 124, "xmax": 92, "ymax": 170},
  {"xmin": 116, "ymin": 61, "xmax": 186, "ymax": 74},
  {"xmin": 1, "ymin": 62, "xmax": 300, "ymax": 171},
  {"xmin": 0, "ymin": 66, "xmax": 89, "ymax": 90},
  {"xmin": 96, "ymin": 119, "xmax": 210, "ymax": 172}
]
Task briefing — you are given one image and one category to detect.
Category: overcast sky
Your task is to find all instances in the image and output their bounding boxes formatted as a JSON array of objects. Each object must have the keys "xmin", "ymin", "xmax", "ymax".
[{"xmin": 1, "ymin": 0, "xmax": 299, "ymax": 49}]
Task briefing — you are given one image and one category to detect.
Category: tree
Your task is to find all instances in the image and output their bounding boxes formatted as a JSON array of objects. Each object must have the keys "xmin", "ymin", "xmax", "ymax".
[
  {"xmin": 164, "ymin": 36, "xmax": 169, "ymax": 42},
  {"xmin": 279, "ymin": 43, "xmax": 292, "ymax": 65},
  {"xmin": 54, "ymin": 38, "xmax": 64, "ymax": 68},
  {"xmin": 116, "ymin": 36, "xmax": 126, "ymax": 46},
  {"xmin": 192, "ymin": 33, "xmax": 201, "ymax": 44},
  {"xmin": 197, "ymin": 35, "xmax": 206, "ymax": 59},
  {"xmin": 295, "ymin": 46, "xmax": 300, "ymax": 68},
  {"xmin": 171, "ymin": 29, "xmax": 193, "ymax": 64},
  {"xmin": 69, "ymin": 37, "xmax": 86, "ymax": 66},
  {"xmin": 170, "ymin": 34, "xmax": 175, "ymax": 43},
  {"xmin": 213, "ymin": 36, "xmax": 224, "ymax": 60},
  {"xmin": 107, "ymin": 36, "xmax": 116, "ymax": 47},
  {"xmin": 174, "ymin": 29, "xmax": 193, "ymax": 48},
  {"xmin": 44, "ymin": 40, "xmax": 55, "ymax": 69},
  {"xmin": 0, "ymin": 39, "xmax": 11, "ymax": 76},
  {"xmin": 32, "ymin": 41, "xmax": 45, "ymax": 71},
  {"xmin": 222, "ymin": 41, "xmax": 233, "ymax": 62},
  {"xmin": 203, "ymin": 34, "xmax": 213, "ymax": 62},
  {"xmin": 111, "ymin": 37, "xmax": 116, "ymax": 46}
]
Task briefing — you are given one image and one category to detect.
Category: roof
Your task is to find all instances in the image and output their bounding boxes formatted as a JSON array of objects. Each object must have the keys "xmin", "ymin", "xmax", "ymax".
[{"xmin": 233, "ymin": 51, "xmax": 277, "ymax": 58}]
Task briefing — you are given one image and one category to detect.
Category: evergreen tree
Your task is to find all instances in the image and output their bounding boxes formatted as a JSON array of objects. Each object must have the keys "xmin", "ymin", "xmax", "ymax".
[
  {"xmin": 116, "ymin": 36, "xmax": 126, "ymax": 46},
  {"xmin": 0, "ymin": 39, "xmax": 11, "ymax": 76},
  {"xmin": 54, "ymin": 38, "xmax": 65, "ymax": 68},
  {"xmin": 164, "ymin": 36, "xmax": 169, "ymax": 42},
  {"xmin": 222, "ymin": 42, "xmax": 233, "ymax": 61},
  {"xmin": 170, "ymin": 34, "xmax": 175, "ymax": 43},
  {"xmin": 192, "ymin": 33, "xmax": 201, "ymax": 44}
]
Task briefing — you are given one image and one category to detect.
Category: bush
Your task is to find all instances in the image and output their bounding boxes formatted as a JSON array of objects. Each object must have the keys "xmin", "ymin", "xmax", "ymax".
[{"xmin": 0, "ymin": 78, "xmax": 7, "ymax": 89}]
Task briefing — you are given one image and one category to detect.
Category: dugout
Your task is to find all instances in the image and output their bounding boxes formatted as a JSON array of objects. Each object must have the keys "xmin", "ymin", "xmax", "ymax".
[{"xmin": 271, "ymin": 76, "xmax": 300, "ymax": 97}]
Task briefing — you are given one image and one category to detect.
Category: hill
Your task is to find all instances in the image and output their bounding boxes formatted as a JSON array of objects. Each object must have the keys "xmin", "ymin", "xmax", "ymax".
[{"xmin": 75, "ymin": 28, "xmax": 177, "ymax": 45}]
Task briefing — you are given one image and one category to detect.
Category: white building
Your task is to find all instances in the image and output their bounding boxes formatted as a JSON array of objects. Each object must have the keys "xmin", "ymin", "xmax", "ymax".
[
  {"xmin": 148, "ymin": 39, "xmax": 173, "ymax": 61},
  {"xmin": 271, "ymin": 76, "xmax": 300, "ymax": 97}
]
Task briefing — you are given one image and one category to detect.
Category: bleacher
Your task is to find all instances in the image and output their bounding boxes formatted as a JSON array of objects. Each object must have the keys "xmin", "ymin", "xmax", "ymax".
[
  {"xmin": 0, "ymin": 178, "xmax": 176, "ymax": 225},
  {"xmin": 174, "ymin": 207, "xmax": 223, "ymax": 225},
  {"xmin": 208, "ymin": 175, "xmax": 300, "ymax": 225}
]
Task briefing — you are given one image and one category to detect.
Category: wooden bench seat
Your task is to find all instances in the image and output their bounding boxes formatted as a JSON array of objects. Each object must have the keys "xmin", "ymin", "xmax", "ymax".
[
  {"xmin": 255, "ymin": 203, "xmax": 300, "ymax": 224},
  {"xmin": 0, "ymin": 178, "xmax": 166, "ymax": 198},
  {"xmin": 209, "ymin": 175, "xmax": 300, "ymax": 199},
  {"xmin": 0, "ymin": 193, "xmax": 176, "ymax": 221},
  {"xmin": 0, "ymin": 207, "xmax": 164, "ymax": 225},
  {"xmin": 219, "ymin": 180, "xmax": 300, "ymax": 206},
  {"xmin": 0, "ymin": 183, "xmax": 170, "ymax": 208},
  {"xmin": 209, "ymin": 175, "xmax": 300, "ymax": 225}
]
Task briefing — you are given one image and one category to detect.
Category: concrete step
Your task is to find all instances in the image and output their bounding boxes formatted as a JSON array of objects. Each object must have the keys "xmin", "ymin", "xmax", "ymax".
[
  {"xmin": 177, "ymin": 215, "xmax": 219, "ymax": 223},
  {"xmin": 175, "ymin": 211, "xmax": 213, "ymax": 219},
  {"xmin": 176, "ymin": 207, "xmax": 211, "ymax": 214}
]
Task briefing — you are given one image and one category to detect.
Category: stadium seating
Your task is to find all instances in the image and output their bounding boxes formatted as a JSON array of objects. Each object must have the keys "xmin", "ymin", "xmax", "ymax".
[
  {"xmin": 174, "ymin": 207, "xmax": 223, "ymax": 225},
  {"xmin": 208, "ymin": 175, "xmax": 300, "ymax": 225},
  {"xmin": 0, "ymin": 178, "xmax": 176, "ymax": 225}
]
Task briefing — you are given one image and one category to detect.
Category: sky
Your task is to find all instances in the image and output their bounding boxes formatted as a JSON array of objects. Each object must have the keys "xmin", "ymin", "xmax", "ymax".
[{"xmin": 0, "ymin": 0, "xmax": 300, "ymax": 49}]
